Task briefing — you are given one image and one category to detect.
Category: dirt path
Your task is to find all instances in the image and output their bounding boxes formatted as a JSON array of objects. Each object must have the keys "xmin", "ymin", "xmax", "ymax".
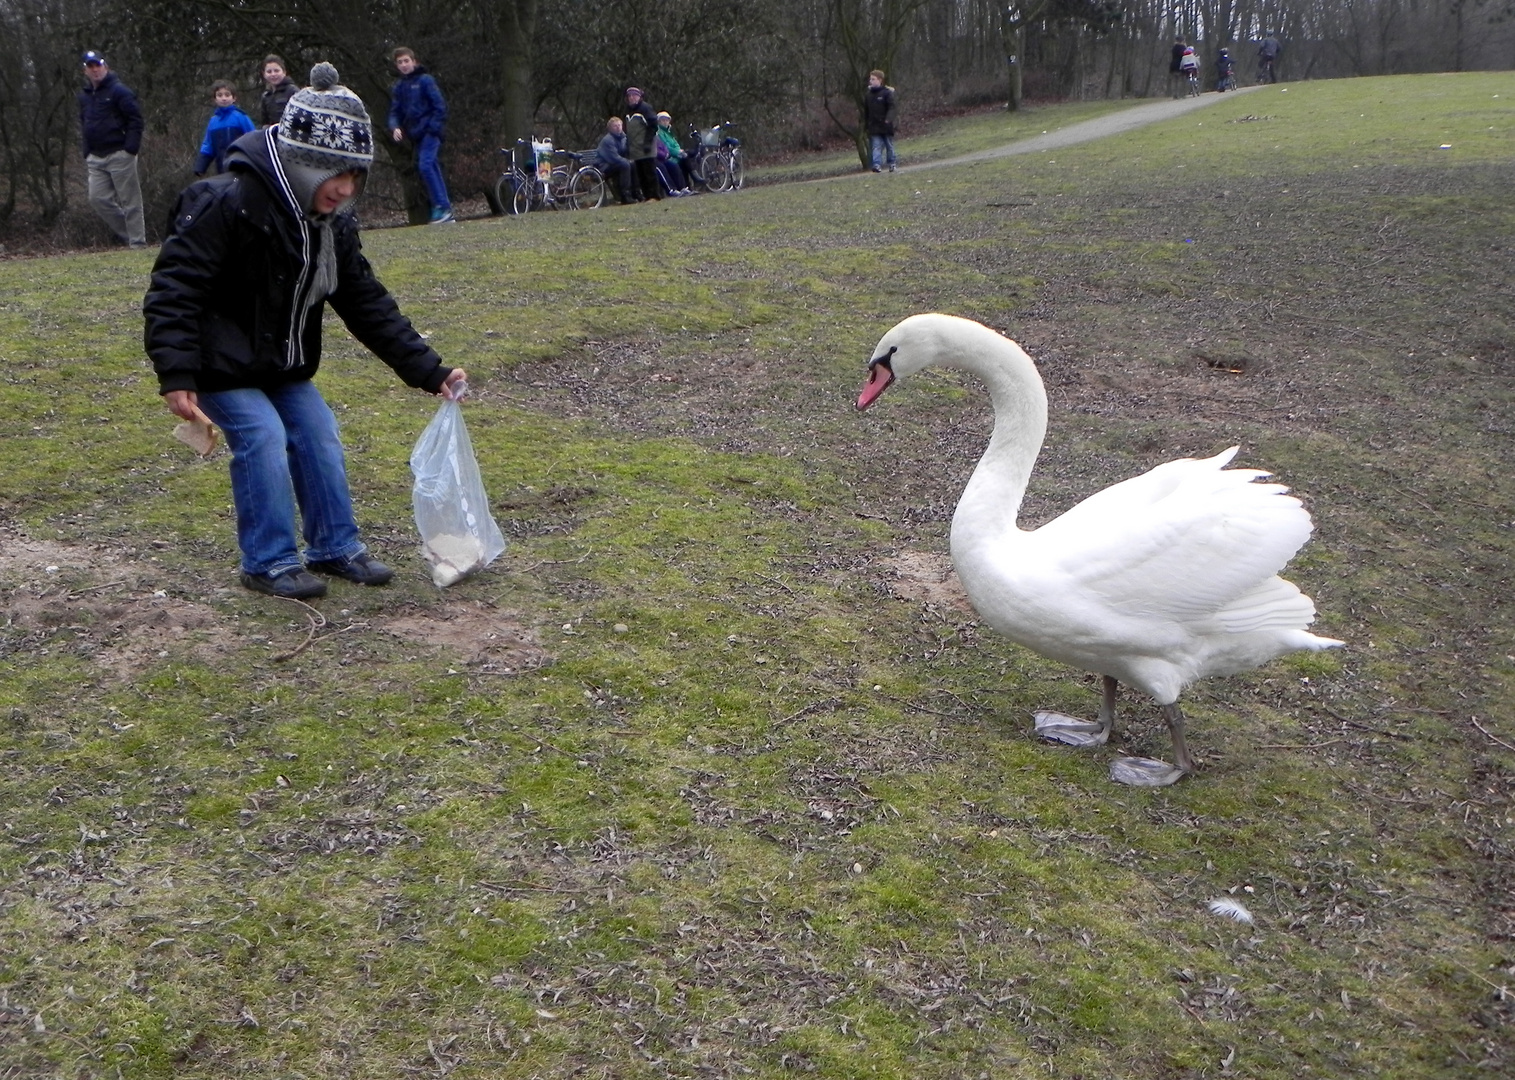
[{"xmin": 899, "ymin": 86, "xmax": 1264, "ymax": 173}]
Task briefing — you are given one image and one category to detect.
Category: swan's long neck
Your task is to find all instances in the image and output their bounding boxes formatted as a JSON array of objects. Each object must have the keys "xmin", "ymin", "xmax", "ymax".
[{"xmin": 939, "ymin": 329, "xmax": 1047, "ymax": 543}]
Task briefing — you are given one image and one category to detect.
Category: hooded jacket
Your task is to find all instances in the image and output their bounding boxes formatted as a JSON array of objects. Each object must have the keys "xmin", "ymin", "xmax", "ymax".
[
  {"xmin": 864, "ymin": 84, "xmax": 896, "ymax": 137},
  {"xmin": 78, "ymin": 71, "xmax": 144, "ymax": 156},
  {"xmin": 195, "ymin": 103, "xmax": 256, "ymax": 175},
  {"xmin": 144, "ymin": 128, "xmax": 449, "ymax": 396},
  {"xmin": 387, "ymin": 66, "xmax": 448, "ymax": 141}
]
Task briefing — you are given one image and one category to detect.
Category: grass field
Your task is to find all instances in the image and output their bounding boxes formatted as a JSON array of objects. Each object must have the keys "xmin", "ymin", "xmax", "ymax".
[{"xmin": 2, "ymin": 73, "xmax": 1513, "ymax": 1078}]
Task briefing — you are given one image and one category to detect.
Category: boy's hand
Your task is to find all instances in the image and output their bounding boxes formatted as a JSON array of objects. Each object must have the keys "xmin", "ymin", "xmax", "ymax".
[
  {"xmin": 441, "ymin": 368, "xmax": 469, "ymax": 401},
  {"xmin": 392, "ymin": 128, "xmax": 405, "ymax": 143},
  {"xmin": 164, "ymin": 389, "xmax": 211, "ymax": 424}
]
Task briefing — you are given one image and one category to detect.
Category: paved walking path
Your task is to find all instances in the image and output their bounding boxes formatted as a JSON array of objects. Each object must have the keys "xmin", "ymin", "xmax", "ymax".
[{"xmin": 895, "ymin": 86, "xmax": 1264, "ymax": 174}]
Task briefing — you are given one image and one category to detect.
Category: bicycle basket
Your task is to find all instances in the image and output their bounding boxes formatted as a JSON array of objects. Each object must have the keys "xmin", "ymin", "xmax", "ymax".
[{"xmin": 699, "ymin": 127, "xmax": 722, "ymax": 147}]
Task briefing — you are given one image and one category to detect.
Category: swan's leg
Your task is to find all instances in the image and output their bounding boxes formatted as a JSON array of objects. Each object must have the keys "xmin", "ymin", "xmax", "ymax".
[
  {"xmin": 1096, "ymin": 675, "xmax": 1117, "ymax": 738},
  {"xmin": 1161, "ymin": 703, "xmax": 1196, "ymax": 774},
  {"xmin": 1033, "ymin": 675, "xmax": 1117, "ymax": 747},
  {"xmin": 1107, "ymin": 695, "xmax": 1191, "ymax": 787}
]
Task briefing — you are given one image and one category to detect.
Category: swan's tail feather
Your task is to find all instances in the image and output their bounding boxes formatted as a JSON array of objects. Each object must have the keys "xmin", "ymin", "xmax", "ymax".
[{"xmin": 1216, "ymin": 577, "xmax": 1320, "ymax": 634}]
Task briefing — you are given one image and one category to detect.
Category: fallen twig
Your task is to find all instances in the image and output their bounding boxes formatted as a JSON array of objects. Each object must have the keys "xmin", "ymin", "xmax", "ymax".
[
  {"xmin": 514, "ymin": 549, "xmax": 594, "ymax": 574},
  {"xmin": 877, "ymin": 692, "xmax": 968, "ymax": 720},
  {"xmin": 774, "ymin": 697, "xmax": 843, "ymax": 727},
  {"xmin": 476, "ymin": 879, "xmax": 599, "ymax": 895},
  {"xmin": 1256, "ymin": 739, "xmax": 1343, "ymax": 751},
  {"xmin": 69, "ymin": 580, "xmax": 129, "ymax": 596},
  {"xmin": 270, "ymin": 598, "xmax": 327, "ymax": 662},
  {"xmin": 1471, "ymin": 717, "xmax": 1515, "ymax": 754}
]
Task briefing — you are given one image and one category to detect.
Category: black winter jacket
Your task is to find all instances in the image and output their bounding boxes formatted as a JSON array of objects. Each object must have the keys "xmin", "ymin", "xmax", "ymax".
[
  {"xmin": 864, "ymin": 85, "xmax": 896, "ymax": 137},
  {"xmin": 144, "ymin": 129, "xmax": 450, "ymax": 396},
  {"xmin": 259, "ymin": 76, "xmax": 299, "ymax": 127},
  {"xmin": 78, "ymin": 72, "xmax": 144, "ymax": 156}
]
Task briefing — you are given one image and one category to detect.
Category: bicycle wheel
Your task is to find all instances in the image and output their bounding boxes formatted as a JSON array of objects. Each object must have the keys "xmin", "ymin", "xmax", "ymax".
[
  {"xmin": 704, "ymin": 152, "xmax": 732, "ymax": 192},
  {"xmin": 728, "ymin": 148, "xmax": 744, "ymax": 190},
  {"xmin": 1188, "ymin": 73, "xmax": 1200, "ymax": 97},
  {"xmin": 511, "ymin": 177, "xmax": 532, "ymax": 216},
  {"xmin": 547, "ymin": 166, "xmax": 572, "ymax": 207},
  {"xmin": 492, "ymin": 173, "xmax": 515, "ymax": 216},
  {"xmin": 569, "ymin": 166, "xmax": 607, "ymax": 210}
]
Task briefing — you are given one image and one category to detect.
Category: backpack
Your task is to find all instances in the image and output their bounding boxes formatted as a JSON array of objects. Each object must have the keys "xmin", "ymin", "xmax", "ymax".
[{"xmin": 1179, "ymin": 48, "xmax": 1199, "ymax": 72}]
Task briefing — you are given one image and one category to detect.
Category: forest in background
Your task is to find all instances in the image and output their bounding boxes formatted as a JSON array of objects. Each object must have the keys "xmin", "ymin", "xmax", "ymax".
[{"xmin": 1, "ymin": 0, "xmax": 1511, "ymax": 244}]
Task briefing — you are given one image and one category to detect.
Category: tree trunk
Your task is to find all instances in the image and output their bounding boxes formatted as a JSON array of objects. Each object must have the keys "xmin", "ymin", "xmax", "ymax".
[
  {"xmin": 1007, "ymin": 26, "xmax": 1025, "ymax": 111},
  {"xmin": 498, "ymin": 0, "xmax": 539, "ymax": 147},
  {"xmin": 1001, "ymin": 4, "xmax": 1048, "ymax": 111}
]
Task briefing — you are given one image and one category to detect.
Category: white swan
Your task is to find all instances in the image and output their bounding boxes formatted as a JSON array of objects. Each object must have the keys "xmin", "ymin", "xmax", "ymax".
[{"xmin": 857, "ymin": 314, "xmax": 1343, "ymax": 785}]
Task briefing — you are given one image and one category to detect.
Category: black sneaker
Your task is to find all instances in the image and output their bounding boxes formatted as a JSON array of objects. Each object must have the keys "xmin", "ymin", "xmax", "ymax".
[
  {"xmin": 240, "ymin": 567, "xmax": 328, "ymax": 599},
  {"xmin": 307, "ymin": 552, "xmax": 394, "ymax": 586}
]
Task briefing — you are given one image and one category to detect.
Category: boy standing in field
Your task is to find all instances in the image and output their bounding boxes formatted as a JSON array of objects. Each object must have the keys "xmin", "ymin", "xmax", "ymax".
[
  {"xmin": 387, "ymin": 47, "xmax": 455, "ymax": 224},
  {"xmin": 864, "ymin": 70, "xmax": 897, "ymax": 172},
  {"xmin": 194, "ymin": 80, "xmax": 256, "ymax": 176},
  {"xmin": 144, "ymin": 63, "xmax": 467, "ymax": 600}
]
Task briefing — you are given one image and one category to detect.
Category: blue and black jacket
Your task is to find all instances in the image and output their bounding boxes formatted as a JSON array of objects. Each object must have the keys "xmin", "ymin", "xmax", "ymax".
[
  {"xmin": 195, "ymin": 104, "xmax": 256, "ymax": 175},
  {"xmin": 387, "ymin": 67, "xmax": 448, "ymax": 141}
]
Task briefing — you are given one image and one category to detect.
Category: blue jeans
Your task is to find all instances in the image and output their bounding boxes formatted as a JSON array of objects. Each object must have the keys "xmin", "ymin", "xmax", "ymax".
[
  {"xmin": 415, "ymin": 134, "xmax": 451, "ymax": 212},
  {"xmin": 869, "ymin": 135, "xmax": 896, "ymax": 170},
  {"xmin": 198, "ymin": 381, "xmax": 365, "ymax": 576}
]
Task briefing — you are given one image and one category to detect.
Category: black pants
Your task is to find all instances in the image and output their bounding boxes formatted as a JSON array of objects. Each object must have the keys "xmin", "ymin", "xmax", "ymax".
[
  {"xmin": 602, "ymin": 161, "xmax": 635, "ymax": 203},
  {"xmin": 633, "ymin": 158, "xmax": 661, "ymax": 200}
]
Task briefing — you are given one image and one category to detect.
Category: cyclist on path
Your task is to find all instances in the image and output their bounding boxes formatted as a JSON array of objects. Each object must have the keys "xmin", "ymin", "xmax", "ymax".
[{"xmin": 1258, "ymin": 33, "xmax": 1281, "ymax": 83}]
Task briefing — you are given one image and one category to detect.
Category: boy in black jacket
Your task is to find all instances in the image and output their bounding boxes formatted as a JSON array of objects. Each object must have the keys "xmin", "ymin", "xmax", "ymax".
[{"xmin": 144, "ymin": 63, "xmax": 468, "ymax": 599}]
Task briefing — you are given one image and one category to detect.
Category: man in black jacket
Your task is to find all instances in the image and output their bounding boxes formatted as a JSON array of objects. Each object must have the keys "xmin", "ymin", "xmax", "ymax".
[
  {"xmin": 144, "ymin": 63, "xmax": 468, "ymax": 600},
  {"xmin": 623, "ymin": 88, "xmax": 662, "ymax": 200},
  {"xmin": 78, "ymin": 50, "xmax": 146, "ymax": 247}
]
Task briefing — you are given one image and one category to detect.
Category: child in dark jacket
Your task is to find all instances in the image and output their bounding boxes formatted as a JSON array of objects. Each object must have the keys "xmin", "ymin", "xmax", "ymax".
[
  {"xmin": 195, "ymin": 81, "xmax": 256, "ymax": 176},
  {"xmin": 1215, "ymin": 49, "xmax": 1236, "ymax": 92},
  {"xmin": 145, "ymin": 64, "xmax": 467, "ymax": 600}
]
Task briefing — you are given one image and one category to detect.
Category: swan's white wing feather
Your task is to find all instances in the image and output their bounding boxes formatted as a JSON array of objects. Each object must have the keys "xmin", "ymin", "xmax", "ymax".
[{"xmin": 1023, "ymin": 451, "xmax": 1316, "ymax": 624}]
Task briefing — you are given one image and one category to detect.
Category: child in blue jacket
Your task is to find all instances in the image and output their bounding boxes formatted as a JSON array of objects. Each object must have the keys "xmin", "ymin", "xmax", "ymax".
[{"xmin": 195, "ymin": 81, "xmax": 256, "ymax": 176}]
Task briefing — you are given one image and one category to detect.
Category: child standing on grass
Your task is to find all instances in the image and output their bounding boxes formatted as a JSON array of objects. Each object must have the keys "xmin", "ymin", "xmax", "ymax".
[
  {"xmin": 145, "ymin": 63, "xmax": 468, "ymax": 600},
  {"xmin": 194, "ymin": 80, "xmax": 255, "ymax": 177}
]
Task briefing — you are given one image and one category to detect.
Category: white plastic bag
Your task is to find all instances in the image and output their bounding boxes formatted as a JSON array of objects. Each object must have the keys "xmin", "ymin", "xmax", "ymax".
[{"xmin": 410, "ymin": 389, "xmax": 506, "ymax": 587}]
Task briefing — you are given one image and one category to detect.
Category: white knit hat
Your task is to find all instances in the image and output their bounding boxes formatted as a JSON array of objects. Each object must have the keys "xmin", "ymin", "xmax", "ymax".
[{"xmin": 276, "ymin": 63, "xmax": 374, "ymax": 180}]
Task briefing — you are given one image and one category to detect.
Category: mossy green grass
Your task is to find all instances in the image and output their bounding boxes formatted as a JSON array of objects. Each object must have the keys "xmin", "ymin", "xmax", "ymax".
[{"xmin": 2, "ymin": 73, "xmax": 1513, "ymax": 1078}]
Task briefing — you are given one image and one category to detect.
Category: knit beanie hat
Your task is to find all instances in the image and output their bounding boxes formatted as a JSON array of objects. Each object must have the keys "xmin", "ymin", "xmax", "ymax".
[{"xmin": 275, "ymin": 62, "xmax": 373, "ymax": 213}]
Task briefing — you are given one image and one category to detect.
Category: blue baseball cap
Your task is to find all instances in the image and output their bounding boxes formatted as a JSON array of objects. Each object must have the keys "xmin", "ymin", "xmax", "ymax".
[{"xmin": 81, "ymin": 50, "xmax": 106, "ymax": 65}]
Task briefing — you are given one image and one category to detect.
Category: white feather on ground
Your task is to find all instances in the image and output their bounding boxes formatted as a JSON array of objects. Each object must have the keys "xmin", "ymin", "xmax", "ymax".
[{"xmin": 1207, "ymin": 897, "xmax": 1256, "ymax": 924}]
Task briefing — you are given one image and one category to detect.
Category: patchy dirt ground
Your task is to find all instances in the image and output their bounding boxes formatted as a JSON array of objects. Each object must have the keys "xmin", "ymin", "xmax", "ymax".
[
  {"xmin": 0, "ymin": 524, "xmax": 550, "ymax": 678},
  {"xmin": 0, "ymin": 526, "xmax": 238, "ymax": 678},
  {"xmin": 383, "ymin": 602, "xmax": 550, "ymax": 672}
]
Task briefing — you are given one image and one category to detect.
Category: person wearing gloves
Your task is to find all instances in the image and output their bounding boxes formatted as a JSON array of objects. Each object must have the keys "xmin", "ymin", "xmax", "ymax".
[
  {"xmin": 194, "ymin": 80, "xmax": 256, "ymax": 176},
  {"xmin": 143, "ymin": 63, "xmax": 468, "ymax": 600}
]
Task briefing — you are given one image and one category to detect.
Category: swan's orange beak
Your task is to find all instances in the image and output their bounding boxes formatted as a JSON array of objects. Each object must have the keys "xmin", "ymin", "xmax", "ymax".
[{"xmin": 857, "ymin": 355, "xmax": 895, "ymax": 411}]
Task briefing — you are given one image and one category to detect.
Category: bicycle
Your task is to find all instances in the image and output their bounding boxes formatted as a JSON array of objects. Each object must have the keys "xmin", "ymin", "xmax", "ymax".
[
  {"xmin": 688, "ymin": 122, "xmax": 743, "ymax": 192},
  {"xmin": 493, "ymin": 141, "xmax": 607, "ymax": 214},
  {"xmin": 1256, "ymin": 57, "xmax": 1277, "ymax": 85},
  {"xmin": 1185, "ymin": 70, "xmax": 1201, "ymax": 97},
  {"xmin": 554, "ymin": 149, "xmax": 607, "ymax": 210}
]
